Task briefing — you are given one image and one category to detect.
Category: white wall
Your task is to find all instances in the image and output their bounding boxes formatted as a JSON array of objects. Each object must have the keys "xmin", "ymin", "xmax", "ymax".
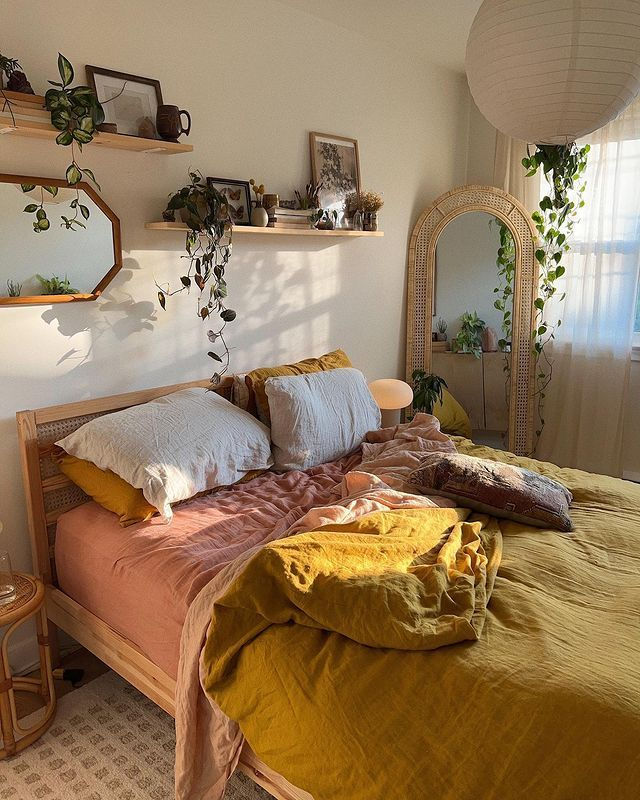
[{"xmin": 0, "ymin": 1, "xmax": 471, "ymax": 669}]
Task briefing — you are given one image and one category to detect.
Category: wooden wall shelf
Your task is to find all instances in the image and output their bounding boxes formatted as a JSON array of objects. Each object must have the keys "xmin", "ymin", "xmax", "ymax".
[
  {"xmin": 0, "ymin": 293, "xmax": 98, "ymax": 307},
  {"xmin": 145, "ymin": 222, "xmax": 383, "ymax": 237},
  {"xmin": 0, "ymin": 114, "xmax": 192, "ymax": 155}
]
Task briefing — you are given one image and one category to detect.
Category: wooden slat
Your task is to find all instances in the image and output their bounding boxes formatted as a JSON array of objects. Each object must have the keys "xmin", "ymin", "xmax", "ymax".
[
  {"xmin": 42, "ymin": 474, "xmax": 73, "ymax": 492},
  {"xmin": 32, "ymin": 378, "xmax": 228, "ymax": 424}
]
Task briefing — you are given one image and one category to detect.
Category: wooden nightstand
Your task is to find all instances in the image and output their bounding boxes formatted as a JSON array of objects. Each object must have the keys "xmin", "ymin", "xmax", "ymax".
[{"xmin": 0, "ymin": 572, "xmax": 56, "ymax": 758}]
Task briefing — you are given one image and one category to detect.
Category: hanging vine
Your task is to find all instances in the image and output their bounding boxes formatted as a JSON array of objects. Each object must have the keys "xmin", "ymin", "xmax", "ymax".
[
  {"xmin": 156, "ymin": 172, "xmax": 235, "ymax": 385},
  {"xmin": 492, "ymin": 143, "xmax": 589, "ymax": 447}
]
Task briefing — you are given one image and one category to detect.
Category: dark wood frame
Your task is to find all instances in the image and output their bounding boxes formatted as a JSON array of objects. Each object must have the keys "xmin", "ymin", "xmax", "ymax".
[
  {"xmin": 309, "ymin": 131, "xmax": 361, "ymax": 208},
  {"xmin": 85, "ymin": 65, "xmax": 163, "ymax": 138},
  {"xmin": 0, "ymin": 173, "xmax": 122, "ymax": 306},
  {"xmin": 206, "ymin": 177, "xmax": 252, "ymax": 226}
]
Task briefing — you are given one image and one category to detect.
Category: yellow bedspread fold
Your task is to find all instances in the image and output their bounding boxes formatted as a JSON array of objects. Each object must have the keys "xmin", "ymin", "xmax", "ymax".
[{"xmin": 199, "ymin": 440, "xmax": 640, "ymax": 800}]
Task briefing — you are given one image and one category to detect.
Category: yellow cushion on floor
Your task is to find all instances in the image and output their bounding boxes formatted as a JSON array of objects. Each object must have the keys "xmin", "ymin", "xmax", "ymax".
[{"xmin": 432, "ymin": 389, "xmax": 472, "ymax": 438}]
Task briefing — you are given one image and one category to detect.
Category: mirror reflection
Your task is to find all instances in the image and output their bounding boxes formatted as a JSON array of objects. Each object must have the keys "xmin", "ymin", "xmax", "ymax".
[
  {"xmin": 0, "ymin": 180, "xmax": 114, "ymax": 299},
  {"xmin": 433, "ymin": 211, "xmax": 514, "ymax": 449}
]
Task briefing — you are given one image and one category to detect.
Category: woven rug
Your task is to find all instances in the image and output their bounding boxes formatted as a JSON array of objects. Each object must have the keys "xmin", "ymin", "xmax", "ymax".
[{"xmin": 0, "ymin": 671, "xmax": 271, "ymax": 800}]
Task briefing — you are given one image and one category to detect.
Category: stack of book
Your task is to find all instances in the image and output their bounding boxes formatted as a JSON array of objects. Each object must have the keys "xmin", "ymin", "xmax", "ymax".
[{"xmin": 267, "ymin": 207, "xmax": 313, "ymax": 229}]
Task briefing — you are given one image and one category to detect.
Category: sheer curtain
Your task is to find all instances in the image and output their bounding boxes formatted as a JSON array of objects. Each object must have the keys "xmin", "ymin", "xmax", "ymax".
[{"xmin": 494, "ymin": 100, "xmax": 640, "ymax": 476}]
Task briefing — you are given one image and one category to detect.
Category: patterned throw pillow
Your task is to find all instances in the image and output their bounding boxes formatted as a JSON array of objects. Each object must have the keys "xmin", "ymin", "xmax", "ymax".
[{"xmin": 408, "ymin": 452, "xmax": 573, "ymax": 531}]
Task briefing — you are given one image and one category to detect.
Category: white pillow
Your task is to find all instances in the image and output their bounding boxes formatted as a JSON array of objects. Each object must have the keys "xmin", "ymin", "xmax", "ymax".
[
  {"xmin": 56, "ymin": 388, "xmax": 273, "ymax": 521},
  {"xmin": 265, "ymin": 368, "xmax": 381, "ymax": 471}
]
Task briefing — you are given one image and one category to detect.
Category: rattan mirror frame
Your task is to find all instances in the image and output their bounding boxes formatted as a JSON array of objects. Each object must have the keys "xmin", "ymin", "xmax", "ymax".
[{"xmin": 405, "ymin": 184, "xmax": 538, "ymax": 455}]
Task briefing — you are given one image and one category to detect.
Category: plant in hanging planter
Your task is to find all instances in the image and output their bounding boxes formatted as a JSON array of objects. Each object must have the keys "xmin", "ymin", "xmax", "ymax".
[
  {"xmin": 44, "ymin": 54, "xmax": 104, "ymax": 229},
  {"xmin": 156, "ymin": 171, "xmax": 235, "ymax": 385},
  {"xmin": 411, "ymin": 370, "xmax": 448, "ymax": 414},
  {"xmin": 451, "ymin": 311, "xmax": 486, "ymax": 358},
  {"xmin": 521, "ymin": 142, "xmax": 589, "ymax": 440}
]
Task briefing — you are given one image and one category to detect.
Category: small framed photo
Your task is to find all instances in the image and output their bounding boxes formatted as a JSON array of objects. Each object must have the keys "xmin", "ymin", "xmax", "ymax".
[
  {"xmin": 310, "ymin": 131, "xmax": 361, "ymax": 212},
  {"xmin": 206, "ymin": 178, "xmax": 251, "ymax": 226},
  {"xmin": 85, "ymin": 66, "xmax": 163, "ymax": 138}
]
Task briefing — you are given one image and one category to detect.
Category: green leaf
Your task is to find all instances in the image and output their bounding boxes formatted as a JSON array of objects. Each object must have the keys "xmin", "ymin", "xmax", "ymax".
[
  {"xmin": 37, "ymin": 218, "xmax": 50, "ymax": 230},
  {"xmin": 36, "ymin": 208, "xmax": 47, "ymax": 221},
  {"xmin": 23, "ymin": 204, "xmax": 38, "ymax": 213},
  {"xmin": 80, "ymin": 204, "xmax": 90, "ymax": 220},
  {"xmin": 66, "ymin": 164, "xmax": 83, "ymax": 185},
  {"xmin": 78, "ymin": 114, "xmax": 95, "ymax": 133},
  {"xmin": 555, "ymin": 265, "xmax": 565, "ymax": 278},
  {"xmin": 20, "ymin": 184, "xmax": 36, "ymax": 193},
  {"xmin": 534, "ymin": 298, "xmax": 544, "ymax": 310},
  {"xmin": 55, "ymin": 129, "xmax": 73, "ymax": 146},
  {"xmin": 44, "ymin": 186, "xmax": 59, "ymax": 197},
  {"xmin": 81, "ymin": 168, "xmax": 101, "ymax": 191},
  {"xmin": 157, "ymin": 291, "xmax": 166, "ymax": 310},
  {"xmin": 51, "ymin": 109, "xmax": 71, "ymax": 130},
  {"xmin": 72, "ymin": 128, "xmax": 93, "ymax": 144},
  {"xmin": 208, "ymin": 352, "xmax": 223, "ymax": 362},
  {"xmin": 535, "ymin": 249, "xmax": 545, "ymax": 264},
  {"xmin": 220, "ymin": 308, "xmax": 236, "ymax": 322},
  {"xmin": 180, "ymin": 276, "xmax": 191, "ymax": 288},
  {"xmin": 57, "ymin": 53, "xmax": 74, "ymax": 87}
]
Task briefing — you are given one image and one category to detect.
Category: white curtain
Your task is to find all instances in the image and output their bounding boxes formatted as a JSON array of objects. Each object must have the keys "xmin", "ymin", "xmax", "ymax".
[{"xmin": 494, "ymin": 101, "xmax": 640, "ymax": 476}]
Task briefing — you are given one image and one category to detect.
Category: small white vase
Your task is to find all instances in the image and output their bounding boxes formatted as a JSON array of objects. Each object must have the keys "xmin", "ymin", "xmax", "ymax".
[{"xmin": 251, "ymin": 206, "xmax": 269, "ymax": 227}]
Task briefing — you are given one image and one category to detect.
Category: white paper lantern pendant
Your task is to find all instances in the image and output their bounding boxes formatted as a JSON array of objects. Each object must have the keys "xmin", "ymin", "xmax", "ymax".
[{"xmin": 466, "ymin": 0, "xmax": 640, "ymax": 145}]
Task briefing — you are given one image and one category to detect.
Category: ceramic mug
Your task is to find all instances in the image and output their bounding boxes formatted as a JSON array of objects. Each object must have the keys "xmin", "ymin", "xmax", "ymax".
[{"xmin": 156, "ymin": 105, "xmax": 192, "ymax": 142}]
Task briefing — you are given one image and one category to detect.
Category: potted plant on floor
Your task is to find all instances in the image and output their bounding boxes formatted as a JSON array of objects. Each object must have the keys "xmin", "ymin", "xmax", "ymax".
[{"xmin": 411, "ymin": 370, "xmax": 448, "ymax": 414}]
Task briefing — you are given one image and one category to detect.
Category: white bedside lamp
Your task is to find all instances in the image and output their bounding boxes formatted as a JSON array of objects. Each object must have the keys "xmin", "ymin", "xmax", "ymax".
[{"xmin": 368, "ymin": 379, "xmax": 413, "ymax": 428}]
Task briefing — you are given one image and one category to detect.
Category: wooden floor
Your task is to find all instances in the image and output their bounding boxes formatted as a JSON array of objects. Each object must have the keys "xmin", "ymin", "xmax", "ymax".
[{"xmin": 15, "ymin": 648, "xmax": 108, "ymax": 718}]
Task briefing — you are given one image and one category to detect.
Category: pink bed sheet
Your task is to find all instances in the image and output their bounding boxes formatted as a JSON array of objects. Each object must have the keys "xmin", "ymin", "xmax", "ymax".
[{"xmin": 55, "ymin": 456, "xmax": 358, "ymax": 678}]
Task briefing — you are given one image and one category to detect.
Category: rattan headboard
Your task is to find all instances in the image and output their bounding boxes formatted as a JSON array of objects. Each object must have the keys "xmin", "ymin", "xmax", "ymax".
[{"xmin": 16, "ymin": 377, "xmax": 233, "ymax": 586}]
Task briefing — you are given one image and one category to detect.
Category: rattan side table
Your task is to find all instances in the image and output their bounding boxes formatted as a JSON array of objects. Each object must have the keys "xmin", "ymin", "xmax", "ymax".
[{"xmin": 0, "ymin": 572, "xmax": 56, "ymax": 759}]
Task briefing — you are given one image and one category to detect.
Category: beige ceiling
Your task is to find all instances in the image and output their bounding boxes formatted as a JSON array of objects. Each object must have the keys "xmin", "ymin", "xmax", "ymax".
[{"xmin": 273, "ymin": 0, "xmax": 483, "ymax": 72}]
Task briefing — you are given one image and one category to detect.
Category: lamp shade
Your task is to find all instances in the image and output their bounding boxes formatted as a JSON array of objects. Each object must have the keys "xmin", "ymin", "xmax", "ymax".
[
  {"xmin": 466, "ymin": 0, "xmax": 640, "ymax": 145},
  {"xmin": 368, "ymin": 379, "xmax": 413, "ymax": 410}
]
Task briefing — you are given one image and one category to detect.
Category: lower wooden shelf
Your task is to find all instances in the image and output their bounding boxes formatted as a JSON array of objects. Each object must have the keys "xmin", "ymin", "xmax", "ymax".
[{"xmin": 145, "ymin": 222, "xmax": 383, "ymax": 237}]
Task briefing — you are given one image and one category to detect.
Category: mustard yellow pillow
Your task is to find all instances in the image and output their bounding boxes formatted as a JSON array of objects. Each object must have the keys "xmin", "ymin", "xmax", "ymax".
[
  {"xmin": 58, "ymin": 454, "xmax": 156, "ymax": 527},
  {"xmin": 245, "ymin": 348, "xmax": 352, "ymax": 425},
  {"xmin": 432, "ymin": 389, "xmax": 472, "ymax": 439}
]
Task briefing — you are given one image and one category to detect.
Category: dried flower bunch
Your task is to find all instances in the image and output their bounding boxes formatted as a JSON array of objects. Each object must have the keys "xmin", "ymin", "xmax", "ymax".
[
  {"xmin": 249, "ymin": 179, "xmax": 265, "ymax": 202},
  {"xmin": 345, "ymin": 190, "xmax": 384, "ymax": 215}
]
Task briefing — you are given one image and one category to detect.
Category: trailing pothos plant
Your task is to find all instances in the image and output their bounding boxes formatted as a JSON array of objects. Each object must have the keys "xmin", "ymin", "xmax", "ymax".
[
  {"xmin": 492, "ymin": 142, "xmax": 590, "ymax": 446},
  {"xmin": 156, "ymin": 172, "xmax": 235, "ymax": 385},
  {"xmin": 44, "ymin": 54, "xmax": 104, "ymax": 229}
]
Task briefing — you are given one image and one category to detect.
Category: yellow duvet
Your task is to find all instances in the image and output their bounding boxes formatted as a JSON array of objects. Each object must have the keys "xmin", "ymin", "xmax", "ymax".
[{"xmin": 202, "ymin": 442, "xmax": 640, "ymax": 800}]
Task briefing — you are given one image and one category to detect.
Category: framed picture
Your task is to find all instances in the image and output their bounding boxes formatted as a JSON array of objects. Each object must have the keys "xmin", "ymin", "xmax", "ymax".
[
  {"xmin": 85, "ymin": 66, "xmax": 163, "ymax": 138},
  {"xmin": 309, "ymin": 131, "xmax": 361, "ymax": 212},
  {"xmin": 206, "ymin": 178, "xmax": 251, "ymax": 226}
]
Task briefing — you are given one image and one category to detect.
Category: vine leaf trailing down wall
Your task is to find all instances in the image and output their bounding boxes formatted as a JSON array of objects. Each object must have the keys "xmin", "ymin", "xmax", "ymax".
[
  {"xmin": 493, "ymin": 142, "xmax": 590, "ymax": 450},
  {"xmin": 156, "ymin": 172, "xmax": 236, "ymax": 385}
]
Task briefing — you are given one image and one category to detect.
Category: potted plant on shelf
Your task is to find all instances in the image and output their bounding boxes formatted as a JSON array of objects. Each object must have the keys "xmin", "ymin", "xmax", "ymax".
[
  {"xmin": 451, "ymin": 311, "xmax": 486, "ymax": 358},
  {"xmin": 156, "ymin": 171, "xmax": 235, "ymax": 386},
  {"xmin": 411, "ymin": 370, "xmax": 448, "ymax": 414}
]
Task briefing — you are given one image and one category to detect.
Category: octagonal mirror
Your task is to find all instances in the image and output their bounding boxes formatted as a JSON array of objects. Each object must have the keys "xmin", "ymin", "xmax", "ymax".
[{"xmin": 0, "ymin": 173, "xmax": 121, "ymax": 306}]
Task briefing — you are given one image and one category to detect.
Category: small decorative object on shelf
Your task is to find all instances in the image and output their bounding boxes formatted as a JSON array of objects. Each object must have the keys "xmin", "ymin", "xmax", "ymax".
[
  {"xmin": 315, "ymin": 209, "xmax": 338, "ymax": 230},
  {"xmin": 352, "ymin": 209, "xmax": 363, "ymax": 231},
  {"xmin": 156, "ymin": 104, "xmax": 191, "ymax": 142},
  {"xmin": 436, "ymin": 317, "xmax": 448, "ymax": 342},
  {"xmin": 262, "ymin": 193, "xmax": 279, "ymax": 211},
  {"xmin": 267, "ymin": 206, "xmax": 312, "ymax": 229},
  {"xmin": 138, "ymin": 115, "xmax": 156, "ymax": 139},
  {"xmin": 207, "ymin": 178, "xmax": 251, "ymax": 226},
  {"xmin": 482, "ymin": 326, "xmax": 499, "ymax": 352},
  {"xmin": 6, "ymin": 279, "xmax": 22, "ymax": 298},
  {"xmin": 346, "ymin": 190, "xmax": 383, "ymax": 232},
  {"xmin": 249, "ymin": 179, "xmax": 269, "ymax": 226},
  {"xmin": 98, "ymin": 121, "xmax": 117, "ymax": 133},
  {"xmin": 0, "ymin": 568, "xmax": 57, "ymax": 758}
]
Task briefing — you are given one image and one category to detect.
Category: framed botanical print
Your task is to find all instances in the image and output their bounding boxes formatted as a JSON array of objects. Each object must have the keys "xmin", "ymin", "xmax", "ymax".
[
  {"xmin": 85, "ymin": 66, "xmax": 163, "ymax": 138},
  {"xmin": 206, "ymin": 178, "xmax": 251, "ymax": 226},
  {"xmin": 309, "ymin": 131, "xmax": 361, "ymax": 212}
]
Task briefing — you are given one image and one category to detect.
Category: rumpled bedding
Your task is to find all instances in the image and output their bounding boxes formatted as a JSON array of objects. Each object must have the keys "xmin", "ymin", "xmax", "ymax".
[{"xmin": 176, "ymin": 419, "xmax": 640, "ymax": 800}]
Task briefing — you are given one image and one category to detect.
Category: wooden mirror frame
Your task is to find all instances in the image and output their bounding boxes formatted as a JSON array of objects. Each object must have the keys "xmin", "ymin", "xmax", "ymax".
[
  {"xmin": 406, "ymin": 185, "xmax": 538, "ymax": 455},
  {"xmin": 0, "ymin": 173, "xmax": 122, "ymax": 306}
]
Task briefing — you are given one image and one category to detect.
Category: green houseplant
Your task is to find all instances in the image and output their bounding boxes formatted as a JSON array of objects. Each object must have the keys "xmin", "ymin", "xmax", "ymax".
[
  {"xmin": 451, "ymin": 311, "xmax": 486, "ymax": 358},
  {"xmin": 157, "ymin": 171, "xmax": 235, "ymax": 385},
  {"xmin": 411, "ymin": 370, "xmax": 448, "ymax": 414},
  {"xmin": 36, "ymin": 274, "xmax": 78, "ymax": 295}
]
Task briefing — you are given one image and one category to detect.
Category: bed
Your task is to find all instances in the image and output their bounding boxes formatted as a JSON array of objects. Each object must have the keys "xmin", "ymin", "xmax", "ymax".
[{"xmin": 16, "ymin": 377, "xmax": 640, "ymax": 800}]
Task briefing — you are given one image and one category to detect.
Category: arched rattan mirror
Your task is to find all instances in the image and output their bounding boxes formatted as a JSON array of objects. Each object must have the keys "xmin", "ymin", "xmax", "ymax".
[{"xmin": 406, "ymin": 185, "xmax": 538, "ymax": 455}]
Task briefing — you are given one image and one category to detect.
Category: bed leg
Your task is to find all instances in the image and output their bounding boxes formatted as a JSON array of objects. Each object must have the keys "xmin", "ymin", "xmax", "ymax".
[{"xmin": 47, "ymin": 621, "xmax": 61, "ymax": 669}]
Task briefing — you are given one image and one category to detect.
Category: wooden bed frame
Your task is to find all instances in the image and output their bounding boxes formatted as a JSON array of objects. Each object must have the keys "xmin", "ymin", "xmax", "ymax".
[{"xmin": 16, "ymin": 377, "xmax": 308, "ymax": 800}]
